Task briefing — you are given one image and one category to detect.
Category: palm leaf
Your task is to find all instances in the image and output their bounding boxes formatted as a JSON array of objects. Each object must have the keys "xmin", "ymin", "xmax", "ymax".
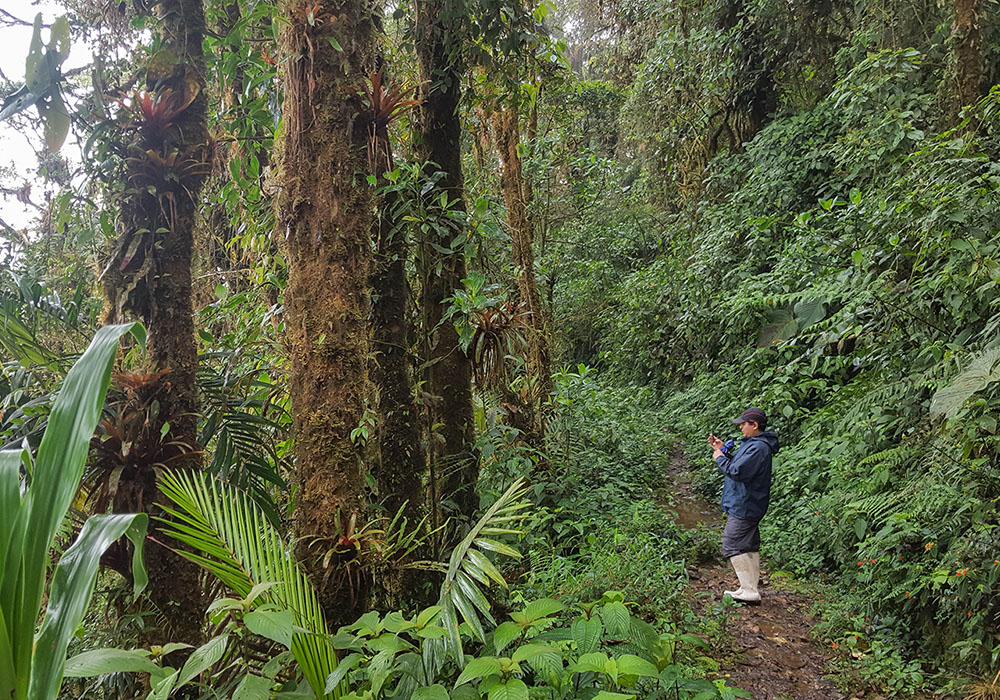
[
  {"xmin": 435, "ymin": 478, "xmax": 531, "ymax": 665},
  {"xmin": 157, "ymin": 470, "xmax": 338, "ymax": 699}
]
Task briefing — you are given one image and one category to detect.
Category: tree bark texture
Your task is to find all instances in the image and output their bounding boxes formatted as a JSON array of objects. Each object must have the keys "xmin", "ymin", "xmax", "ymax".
[
  {"xmin": 370, "ymin": 111, "xmax": 424, "ymax": 524},
  {"xmin": 275, "ymin": 0, "xmax": 375, "ymax": 624},
  {"xmin": 952, "ymin": 0, "xmax": 985, "ymax": 116},
  {"xmin": 413, "ymin": 0, "xmax": 478, "ymax": 526},
  {"xmin": 493, "ymin": 106, "xmax": 552, "ymax": 440},
  {"xmin": 101, "ymin": 0, "xmax": 211, "ymax": 646}
]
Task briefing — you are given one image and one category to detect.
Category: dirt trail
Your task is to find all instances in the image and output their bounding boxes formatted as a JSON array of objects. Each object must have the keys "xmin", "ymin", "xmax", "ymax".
[{"xmin": 662, "ymin": 450, "xmax": 846, "ymax": 700}]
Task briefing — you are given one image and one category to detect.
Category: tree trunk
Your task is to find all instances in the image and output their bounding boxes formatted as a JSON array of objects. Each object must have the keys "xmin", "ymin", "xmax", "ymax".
[
  {"xmin": 370, "ymin": 99, "xmax": 424, "ymax": 524},
  {"xmin": 952, "ymin": 0, "xmax": 985, "ymax": 117},
  {"xmin": 100, "ymin": 0, "xmax": 211, "ymax": 647},
  {"xmin": 493, "ymin": 106, "xmax": 552, "ymax": 441},
  {"xmin": 275, "ymin": 0, "xmax": 375, "ymax": 625},
  {"xmin": 413, "ymin": 0, "xmax": 478, "ymax": 530}
]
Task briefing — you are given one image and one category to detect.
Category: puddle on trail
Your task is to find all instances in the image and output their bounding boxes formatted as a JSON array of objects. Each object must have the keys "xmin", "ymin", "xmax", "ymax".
[
  {"xmin": 660, "ymin": 467, "xmax": 722, "ymax": 530},
  {"xmin": 670, "ymin": 494, "xmax": 721, "ymax": 529}
]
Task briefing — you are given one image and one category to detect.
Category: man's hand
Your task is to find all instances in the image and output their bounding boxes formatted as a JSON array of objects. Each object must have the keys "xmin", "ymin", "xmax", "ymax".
[{"xmin": 708, "ymin": 433, "xmax": 725, "ymax": 460}]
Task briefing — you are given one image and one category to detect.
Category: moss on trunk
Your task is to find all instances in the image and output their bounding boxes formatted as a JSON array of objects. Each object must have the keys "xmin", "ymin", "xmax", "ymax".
[
  {"xmin": 275, "ymin": 0, "xmax": 375, "ymax": 625},
  {"xmin": 101, "ymin": 0, "xmax": 211, "ymax": 647},
  {"xmin": 370, "ymin": 119, "xmax": 425, "ymax": 524}
]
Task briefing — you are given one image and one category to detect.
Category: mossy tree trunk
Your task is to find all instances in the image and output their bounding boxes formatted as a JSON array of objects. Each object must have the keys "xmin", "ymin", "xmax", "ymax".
[
  {"xmin": 493, "ymin": 105, "xmax": 551, "ymax": 443},
  {"xmin": 275, "ymin": 0, "xmax": 375, "ymax": 624},
  {"xmin": 102, "ymin": 0, "xmax": 211, "ymax": 647},
  {"xmin": 370, "ymin": 96, "xmax": 424, "ymax": 524},
  {"xmin": 413, "ymin": 0, "xmax": 479, "ymax": 530},
  {"xmin": 951, "ymin": 0, "xmax": 985, "ymax": 117}
]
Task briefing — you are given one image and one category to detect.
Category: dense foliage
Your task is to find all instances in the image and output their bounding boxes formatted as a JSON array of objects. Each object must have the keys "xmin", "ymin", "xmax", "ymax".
[{"xmin": 1, "ymin": 0, "xmax": 999, "ymax": 696}]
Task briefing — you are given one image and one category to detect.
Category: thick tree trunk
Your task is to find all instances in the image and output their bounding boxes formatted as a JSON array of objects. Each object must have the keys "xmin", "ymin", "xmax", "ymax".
[
  {"xmin": 370, "ymin": 115, "xmax": 424, "ymax": 523},
  {"xmin": 952, "ymin": 0, "xmax": 985, "ymax": 116},
  {"xmin": 275, "ymin": 0, "xmax": 375, "ymax": 625},
  {"xmin": 493, "ymin": 106, "xmax": 552, "ymax": 441},
  {"xmin": 101, "ymin": 0, "xmax": 210, "ymax": 647},
  {"xmin": 413, "ymin": 0, "xmax": 478, "ymax": 528}
]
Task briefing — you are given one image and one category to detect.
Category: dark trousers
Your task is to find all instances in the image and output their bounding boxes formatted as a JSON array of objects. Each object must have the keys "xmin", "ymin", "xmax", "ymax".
[{"xmin": 721, "ymin": 515, "xmax": 761, "ymax": 558}]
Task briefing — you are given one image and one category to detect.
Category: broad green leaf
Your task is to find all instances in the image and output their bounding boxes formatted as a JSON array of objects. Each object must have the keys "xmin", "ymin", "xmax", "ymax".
[
  {"xmin": 930, "ymin": 347, "xmax": 1000, "ymax": 418},
  {"xmin": 614, "ymin": 654, "xmax": 659, "ymax": 678},
  {"xmin": 177, "ymin": 635, "xmax": 229, "ymax": 687},
  {"xmin": 416, "ymin": 606, "xmax": 442, "ymax": 628},
  {"xmin": 793, "ymin": 297, "xmax": 827, "ymax": 329},
  {"xmin": 757, "ymin": 308, "xmax": 797, "ymax": 347},
  {"xmin": 245, "ymin": 609, "xmax": 294, "ymax": 649},
  {"xmin": 323, "ymin": 653, "xmax": 362, "ymax": 694},
  {"xmin": 511, "ymin": 643, "xmax": 560, "ymax": 663},
  {"xmin": 519, "ymin": 598, "xmax": 564, "ymax": 623},
  {"xmin": 488, "ymin": 678, "xmax": 528, "ymax": 700},
  {"xmin": 412, "ymin": 685, "xmax": 449, "ymax": 700},
  {"xmin": 591, "ymin": 693, "xmax": 636, "ymax": 700},
  {"xmin": 63, "ymin": 648, "xmax": 159, "ymax": 677},
  {"xmin": 10, "ymin": 321, "xmax": 140, "ymax": 696},
  {"xmin": 49, "ymin": 17, "xmax": 70, "ymax": 61},
  {"xmin": 571, "ymin": 652, "xmax": 609, "ymax": 675},
  {"xmin": 29, "ymin": 512, "xmax": 148, "ymax": 700},
  {"xmin": 24, "ymin": 15, "xmax": 45, "ymax": 92},
  {"xmin": 599, "ymin": 602, "xmax": 630, "ymax": 640},
  {"xmin": 39, "ymin": 89, "xmax": 70, "ymax": 153},
  {"xmin": 233, "ymin": 674, "xmax": 273, "ymax": 700},
  {"xmin": 455, "ymin": 656, "xmax": 502, "ymax": 686},
  {"xmin": 526, "ymin": 651, "xmax": 563, "ymax": 686},
  {"xmin": 493, "ymin": 621, "xmax": 521, "ymax": 653},
  {"xmin": 450, "ymin": 684, "xmax": 480, "ymax": 700},
  {"xmin": 148, "ymin": 670, "xmax": 179, "ymax": 700},
  {"xmin": 572, "ymin": 617, "xmax": 602, "ymax": 655}
]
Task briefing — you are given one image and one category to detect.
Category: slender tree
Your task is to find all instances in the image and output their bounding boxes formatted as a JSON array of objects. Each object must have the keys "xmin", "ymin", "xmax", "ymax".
[
  {"xmin": 274, "ymin": 0, "xmax": 376, "ymax": 623},
  {"xmin": 951, "ymin": 0, "xmax": 985, "ymax": 117},
  {"xmin": 101, "ymin": 0, "xmax": 211, "ymax": 645},
  {"xmin": 413, "ymin": 0, "xmax": 479, "ymax": 525},
  {"xmin": 493, "ymin": 103, "xmax": 551, "ymax": 442},
  {"xmin": 367, "ymin": 71, "xmax": 424, "ymax": 523}
]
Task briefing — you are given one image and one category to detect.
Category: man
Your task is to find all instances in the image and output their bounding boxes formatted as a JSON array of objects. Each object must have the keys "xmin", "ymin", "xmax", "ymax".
[{"xmin": 708, "ymin": 407, "xmax": 779, "ymax": 605}]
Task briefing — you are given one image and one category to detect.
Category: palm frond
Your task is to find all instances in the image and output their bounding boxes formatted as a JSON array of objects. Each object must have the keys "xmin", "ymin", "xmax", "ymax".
[
  {"xmin": 435, "ymin": 478, "xmax": 531, "ymax": 664},
  {"xmin": 157, "ymin": 470, "xmax": 338, "ymax": 699}
]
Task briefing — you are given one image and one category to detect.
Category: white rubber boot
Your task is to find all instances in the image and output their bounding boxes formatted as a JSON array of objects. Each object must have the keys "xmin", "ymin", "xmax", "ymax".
[{"xmin": 723, "ymin": 553, "xmax": 761, "ymax": 605}]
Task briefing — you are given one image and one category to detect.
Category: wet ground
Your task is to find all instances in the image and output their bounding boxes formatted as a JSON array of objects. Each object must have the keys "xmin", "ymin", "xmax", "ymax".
[{"xmin": 661, "ymin": 449, "xmax": 846, "ymax": 700}]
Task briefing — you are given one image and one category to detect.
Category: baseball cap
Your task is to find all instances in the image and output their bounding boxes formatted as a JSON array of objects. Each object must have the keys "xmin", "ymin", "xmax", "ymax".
[{"xmin": 732, "ymin": 407, "xmax": 767, "ymax": 425}]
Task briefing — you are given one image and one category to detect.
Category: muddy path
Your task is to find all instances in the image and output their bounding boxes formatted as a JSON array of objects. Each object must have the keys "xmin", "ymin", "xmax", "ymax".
[{"xmin": 661, "ymin": 450, "xmax": 846, "ymax": 700}]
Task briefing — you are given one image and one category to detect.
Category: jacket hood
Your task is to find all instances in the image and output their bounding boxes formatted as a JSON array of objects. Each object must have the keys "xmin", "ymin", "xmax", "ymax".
[{"xmin": 748, "ymin": 430, "xmax": 780, "ymax": 454}]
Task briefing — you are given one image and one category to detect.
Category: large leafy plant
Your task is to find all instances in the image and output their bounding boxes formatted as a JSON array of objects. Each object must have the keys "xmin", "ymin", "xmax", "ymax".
[
  {"xmin": 0, "ymin": 323, "xmax": 148, "ymax": 700},
  {"xmin": 150, "ymin": 470, "xmax": 532, "ymax": 698}
]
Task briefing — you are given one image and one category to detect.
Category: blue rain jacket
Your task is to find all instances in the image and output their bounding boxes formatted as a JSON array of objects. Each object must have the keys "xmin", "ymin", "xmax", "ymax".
[{"xmin": 716, "ymin": 430, "xmax": 779, "ymax": 521}]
